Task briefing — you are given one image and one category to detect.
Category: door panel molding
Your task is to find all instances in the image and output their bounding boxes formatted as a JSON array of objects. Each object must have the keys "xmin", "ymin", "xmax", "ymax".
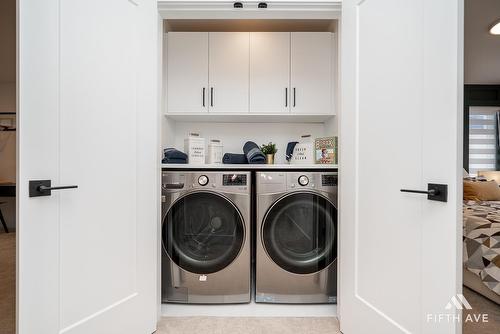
[{"xmin": 60, "ymin": 293, "xmax": 138, "ymax": 334}]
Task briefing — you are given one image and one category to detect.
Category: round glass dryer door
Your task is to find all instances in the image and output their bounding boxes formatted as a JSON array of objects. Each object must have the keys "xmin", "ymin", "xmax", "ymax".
[
  {"xmin": 262, "ymin": 192, "xmax": 337, "ymax": 274},
  {"xmin": 163, "ymin": 192, "xmax": 245, "ymax": 274}
]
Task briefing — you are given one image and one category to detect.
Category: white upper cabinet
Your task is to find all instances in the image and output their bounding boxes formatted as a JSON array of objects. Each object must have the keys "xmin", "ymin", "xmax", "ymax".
[
  {"xmin": 291, "ymin": 32, "xmax": 333, "ymax": 114},
  {"xmin": 209, "ymin": 32, "xmax": 250, "ymax": 113},
  {"xmin": 249, "ymin": 32, "xmax": 291, "ymax": 113},
  {"xmin": 165, "ymin": 31, "xmax": 335, "ymax": 118},
  {"xmin": 167, "ymin": 32, "xmax": 209, "ymax": 113}
]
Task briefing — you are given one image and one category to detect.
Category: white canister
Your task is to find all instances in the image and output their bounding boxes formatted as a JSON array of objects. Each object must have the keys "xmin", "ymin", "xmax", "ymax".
[
  {"xmin": 184, "ymin": 133, "xmax": 206, "ymax": 165},
  {"xmin": 207, "ymin": 139, "xmax": 223, "ymax": 164},
  {"xmin": 290, "ymin": 135, "xmax": 314, "ymax": 164}
]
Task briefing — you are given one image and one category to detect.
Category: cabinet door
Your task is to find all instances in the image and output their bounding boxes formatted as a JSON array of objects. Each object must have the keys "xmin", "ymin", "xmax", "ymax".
[
  {"xmin": 167, "ymin": 32, "xmax": 208, "ymax": 113},
  {"xmin": 209, "ymin": 32, "xmax": 249, "ymax": 113},
  {"xmin": 291, "ymin": 32, "xmax": 333, "ymax": 114},
  {"xmin": 249, "ymin": 32, "xmax": 290, "ymax": 113}
]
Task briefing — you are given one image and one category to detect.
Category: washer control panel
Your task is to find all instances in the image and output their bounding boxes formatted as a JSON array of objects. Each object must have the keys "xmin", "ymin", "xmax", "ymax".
[
  {"xmin": 223, "ymin": 174, "xmax": 247, "ymax": 186},
  {"xmin": 162, "ymin": 172, "xmax": 250, "ymax": 194}
]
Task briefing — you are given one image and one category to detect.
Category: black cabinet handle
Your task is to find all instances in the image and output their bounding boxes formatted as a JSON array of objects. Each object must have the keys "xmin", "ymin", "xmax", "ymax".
[
  {"xmin": 210, "ymin": 87, "xmax": 214, "ymax": 107},
  {"xmin": 202, "ymin": 87, "xmax": 205, "ymax": 107},
  {"xmin": 400, "ymin": 183, "xmax": 448, "ymax": 202},
  {"xmin": 293, "ymin": 88, "xmax": 296, "ymax": 107},
  {"xmin": 285, "ymin": 88, "xmax": 288, "ymax": 107}
]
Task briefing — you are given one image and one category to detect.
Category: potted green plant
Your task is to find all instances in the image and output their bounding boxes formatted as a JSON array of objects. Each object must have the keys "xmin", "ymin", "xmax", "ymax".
[{"xmin": 261, "ymin": 142, "xmax": 278, "ymax": 164}]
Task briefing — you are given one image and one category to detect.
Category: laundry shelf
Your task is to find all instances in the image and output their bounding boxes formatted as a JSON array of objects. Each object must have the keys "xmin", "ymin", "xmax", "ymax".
[
  {"xmin": 164, "ymin": 112, "xmax": 334, "ymax": 123},
  {"xmin": 162, "ymin": 163, "xmax": 338, "ymax": 170}
]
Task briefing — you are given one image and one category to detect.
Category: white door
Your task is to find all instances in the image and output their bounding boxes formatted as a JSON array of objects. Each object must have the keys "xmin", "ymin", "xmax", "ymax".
[
  {"xmin": 249, "ymin": 32, "xmax": 290, "ymax": 113},
  {"xmin": 209, "ymin": 32, "xmax": 249, "ymax": 113},
  {"xmin": 290, "ymin": 32, "xmax": 333, "ymax": 115},
  {"xmin": 167, "ymin": 32, "xmax": 209, "ymax": 113},
  {"xmin": 18, "ymin": 0, "xmax": 158, "ymax": 333},
  {"xmin": 339, "ymin": 0, "xmax": 462, "ymax": 333}
]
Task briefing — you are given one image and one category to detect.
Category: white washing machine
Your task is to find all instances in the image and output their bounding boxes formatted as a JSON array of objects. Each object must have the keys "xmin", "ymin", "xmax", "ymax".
[
  {"xmin": 255, "ymin": 171, "xmax": 338, "ymax": 304},
  {"xmin": 161, "ymin": 171, "xmax": 251, "ymax": 304}
]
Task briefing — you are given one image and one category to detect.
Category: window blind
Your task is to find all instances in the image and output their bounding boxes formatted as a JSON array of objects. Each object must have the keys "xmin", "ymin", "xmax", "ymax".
[{"xmin": 468, "ymin": 107, "xmax": 500, "ymax": 176}]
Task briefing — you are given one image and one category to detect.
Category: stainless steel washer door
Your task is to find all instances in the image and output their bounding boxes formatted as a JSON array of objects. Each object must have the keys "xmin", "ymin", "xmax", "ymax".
[
  {"xmin": 262, "ymin": 192, "xmax": 337, "ymax": 275},
  {"xmin": 163, "ymin": 191, "xmax": 245, "ymax": 274}
]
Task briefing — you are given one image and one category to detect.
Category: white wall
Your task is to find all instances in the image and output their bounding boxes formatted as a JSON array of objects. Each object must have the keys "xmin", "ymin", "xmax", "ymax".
[{"xmin": 465, "ymin": 0, "xmax": 500, "ymax": 84}]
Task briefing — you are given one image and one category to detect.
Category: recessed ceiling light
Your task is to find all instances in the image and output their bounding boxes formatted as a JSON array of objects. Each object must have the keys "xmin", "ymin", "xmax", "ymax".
[{"xmin": 490, "ymin": 20, "xmax": 500, "ymax": 35}]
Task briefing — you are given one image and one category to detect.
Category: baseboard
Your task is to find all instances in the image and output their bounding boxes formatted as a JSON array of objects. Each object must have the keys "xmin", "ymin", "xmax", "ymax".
[{"xmin": 161, "ymin": 302, "xmax": 337, "ymax": 317}]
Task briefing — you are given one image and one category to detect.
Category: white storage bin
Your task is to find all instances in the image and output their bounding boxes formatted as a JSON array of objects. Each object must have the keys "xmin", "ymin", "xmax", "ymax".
[
  {"xmin": 184, "ymin": 133, "xmax": 206, "ymax": 165},
  {"xmin": 207, "ymin": 139, "xmax": 223, "ymax": 164},
  {"xmin": 290, "ymin": 135, "xmax": 314, "ymax": 164}
]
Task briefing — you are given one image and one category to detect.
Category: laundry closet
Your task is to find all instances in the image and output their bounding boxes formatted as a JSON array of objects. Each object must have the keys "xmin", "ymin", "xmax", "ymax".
[
  {"xmin": 159, "ymin": 2, "xmax": 341, "ymax": 318},
  {"xmin": 17, "ymin": 0, "xmax": 463, "ymax": 332}
]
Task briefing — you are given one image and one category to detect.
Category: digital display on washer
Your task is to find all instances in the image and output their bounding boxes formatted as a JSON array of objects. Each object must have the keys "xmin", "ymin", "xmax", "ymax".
[
  {"xmin": 322, "ymin": 175, "xmax": 338, "ymax": 186},
  {"xmin": 223, "ymin": 174, "xmax": 247, "ymax": 186}
]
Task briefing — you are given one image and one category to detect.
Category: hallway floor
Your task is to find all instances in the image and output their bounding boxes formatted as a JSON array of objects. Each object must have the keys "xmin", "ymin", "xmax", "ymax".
[
  {"xmin": 0, "ymin": 232, "xmax": 15, "ymax": 334},
  {"xmin": 463, "ymin": 286, "xmax": 500, "ymax": 334}
]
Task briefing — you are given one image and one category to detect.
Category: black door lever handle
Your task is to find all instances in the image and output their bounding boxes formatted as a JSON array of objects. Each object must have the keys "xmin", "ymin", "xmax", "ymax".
[
  {"xmin": 29, "ymin": 180, "xmax": 78, "ymax": 197},
  {"xmin": 400, "ymin": 188, "xmax": 438, "ymax": 195},
  {"xmin": 400, "ymin": 183, "xmax": 447, "ymax": 202},
  {"xmin": 38, "ymin": 185, "xmax": 78, "ymax": 191}
]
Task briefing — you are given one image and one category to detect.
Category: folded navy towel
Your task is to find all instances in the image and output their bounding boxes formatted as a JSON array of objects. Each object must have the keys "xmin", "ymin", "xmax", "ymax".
[
  {"xmin": 286, "ymin": 141, "xmax": 299, "ymax": 162},
  {"xmin": 243, "ymin": 141, "xmax": 265, "ymax": 164},
  {"xmin": 162, "ymin": 157, "xmax": 188, "ymax": 164},
  {"xmin": 163, "ymin": 148, "xmax": 188, "ymax": 164},
  {"xmin": 164, "ymin": 148, "xmax": 188, "ymax": 161},
  {"xmin": 223, "ymin": 153, "xmax": 248, "ymax": 164}
]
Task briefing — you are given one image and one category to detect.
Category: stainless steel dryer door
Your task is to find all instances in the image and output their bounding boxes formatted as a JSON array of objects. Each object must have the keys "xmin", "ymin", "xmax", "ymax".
[
  {"xmin": 163, "ymin": 191, "xmax": 245, "ymax": 274},
  {"xmin": 262, "ymin": 191, "xmax": 337, "ymax": 274}
]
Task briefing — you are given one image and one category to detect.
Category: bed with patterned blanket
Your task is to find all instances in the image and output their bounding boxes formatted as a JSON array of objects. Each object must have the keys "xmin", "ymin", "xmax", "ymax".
[{"xmin": 463, "ymin": 200, "xmax": 500, "ymax": 304}]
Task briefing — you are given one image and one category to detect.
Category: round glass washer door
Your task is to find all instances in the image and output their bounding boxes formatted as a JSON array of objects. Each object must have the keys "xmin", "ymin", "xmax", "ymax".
[
  {"xmin": 262, "ymin": 192, "xmax": 337, "ymax": 275},
  {"xmin": 162, "ymin": 191, "xmax": 245, "ymax": 274}
]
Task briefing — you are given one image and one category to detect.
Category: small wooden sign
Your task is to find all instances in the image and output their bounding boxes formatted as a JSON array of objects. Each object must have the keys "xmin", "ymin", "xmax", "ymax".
[{"xmin": 315, "ymin": 136, "xmax": 338, "ymax": 164}]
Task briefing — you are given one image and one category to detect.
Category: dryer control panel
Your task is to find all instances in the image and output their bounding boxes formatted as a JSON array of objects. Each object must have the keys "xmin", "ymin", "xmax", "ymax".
[
  {"xmin": 257, "ymin": 171, "xmax": 338, "ymax": 195},
  {"xmin": 321, "ymin": 174, "xmax": 338, "ymax": 186}
]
